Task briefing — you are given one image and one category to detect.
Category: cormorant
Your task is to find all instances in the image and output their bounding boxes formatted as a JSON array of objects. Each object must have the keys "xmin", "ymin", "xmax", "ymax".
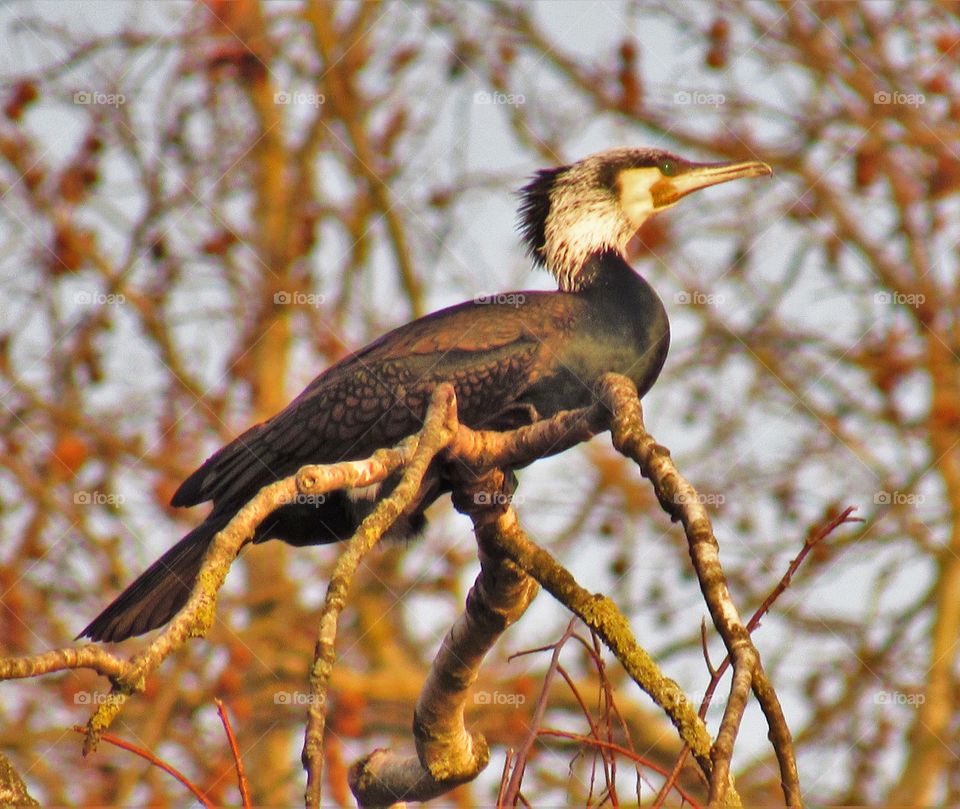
[{"xmin": 80, "ymin": 148, "xmax": 770, "ymax": 642}]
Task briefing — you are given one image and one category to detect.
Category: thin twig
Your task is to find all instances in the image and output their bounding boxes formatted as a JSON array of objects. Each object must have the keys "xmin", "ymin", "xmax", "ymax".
[
  {"xmin": 536, "ymin": 730, "xmax": 703, "ymax": 808},
  {"xmin": 498, "ymin": 749, "xmax": 514, "ymax": 808},
  {"xmin": 476, "ymin": 508, "xmax": 715, "ymax": 777},
  {"xmin": 591, "ymin": 630, "xmax": 620, "ymax": 808},
  {"xmin": 72, "ymin": 726, "xmax": 213, "ymax": 809},
  {"xmin": 748, "ymin": 506, "xmax": 861, "ymax": 636},
  {"xmin": 652, "ymin": 506, "xmax": 859, "ymax": 808},
  {"xmin": 555, "ymin": 663, "xmax": 617, "ymax": 798},
  {"xmin": 500, "ymin": 619, "xmax": 578, "ymax": 806},
  {"xmin": 215, "ymin": 698, "xmax": 251, "ymax": 808}
]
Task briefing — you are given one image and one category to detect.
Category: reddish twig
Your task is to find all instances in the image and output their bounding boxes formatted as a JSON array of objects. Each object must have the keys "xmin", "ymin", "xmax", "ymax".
[
  {"xmin": 652, "ymin": 505, "xmax": 860, "ymax": 809},
  {"xmin": 72, "ymin": 725, "xmax": 213, "ymax": 809},
  {"xmin": 537, "ymin": 729, "xmax": 703, "ymax": 808},
  {"xmin": 514, "ymin": 630, "xmax": 622, "ymax": 799},
  {"xmin": 215, "ymin": 698, "xmax": 251, "ymax": 808},
  {"xmin": 499, "ymin": 619, "xmax": 578, "ymax": 806},
  {"xmin": 498, "ymin": 749, "xmax": 514, "ymax": 808},
  {"xmin": 703, "ymin": 506, "xmax": 861, "ymax": 716},
  {"xmin": 700, "ymin": 619, "xmax": 717, "ymax": 678},
  {"xmin": 590, "ymin": 630, "xmax": 620, "ymax": 808},
  {"xmin": 746, "ymin": 506, "xmax": 862, "ymax": 636},
  {"xmin": 555, "ymin": 664, "xmax": 613, "ymax": 793}
]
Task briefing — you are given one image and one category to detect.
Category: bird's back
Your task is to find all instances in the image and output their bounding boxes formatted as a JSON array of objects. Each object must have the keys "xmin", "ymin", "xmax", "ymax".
[{"xmin": 172, "ymin": 292, "xmax": 584, "ymax": 512}]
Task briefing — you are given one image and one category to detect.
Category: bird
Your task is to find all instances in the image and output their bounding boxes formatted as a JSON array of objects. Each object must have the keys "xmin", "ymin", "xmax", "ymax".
[{"xmin": 79, "ymin": 147, "xmax": 771, "ymax": 642}]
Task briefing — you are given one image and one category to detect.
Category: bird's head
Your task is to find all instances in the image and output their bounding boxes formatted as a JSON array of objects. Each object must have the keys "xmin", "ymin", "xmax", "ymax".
[{"xmin": 518, "ymin": 147, "xmax": 772, "ymax": 291}]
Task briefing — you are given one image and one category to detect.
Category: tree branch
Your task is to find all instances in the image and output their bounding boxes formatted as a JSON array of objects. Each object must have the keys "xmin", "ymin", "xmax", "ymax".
[
  {"xmin": 599, "ymin": 373, "xmax": 801, "ymax": 808},
  {"xmin": 303, "ymin": 384, "xmax": 460, "ymax": 808},
  {"xmin": 0, "ymin": 751, "xmax": 39, "ymax": 808},
  {"xmin": 464, "ymin": 505, "xmax": 716, "ymax": 780},
  {"xmin": 347, "ymin": 539, "xmax": 539, "ymax": 807},
  {"xmin": 1, "ymin": 375, "xmax": 801, "ymax": 808},
  {"xmin": 0, "ymin": 432, "xmax": 424, "ymax": 756}
]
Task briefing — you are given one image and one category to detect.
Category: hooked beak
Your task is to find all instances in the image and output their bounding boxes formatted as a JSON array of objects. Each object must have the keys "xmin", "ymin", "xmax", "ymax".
[
  {"xmin": 618, "ymin": 155, "xmax": 773, "ymax": 229},
  {"xmin": 666, "ymin": 159, "xmax": 772, "ymax": 201}
]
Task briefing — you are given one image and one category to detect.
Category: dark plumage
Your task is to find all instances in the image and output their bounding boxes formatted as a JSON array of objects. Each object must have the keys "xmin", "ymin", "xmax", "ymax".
[{"xmin": 80, "ymin": 147, "xmax": 769, "ymax": 642}]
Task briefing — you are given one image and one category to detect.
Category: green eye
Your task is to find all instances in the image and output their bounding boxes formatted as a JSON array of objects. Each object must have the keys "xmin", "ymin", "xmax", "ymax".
[{"xmin": 659, "ymin": 159, "xmax": 679, "ymax": 177}]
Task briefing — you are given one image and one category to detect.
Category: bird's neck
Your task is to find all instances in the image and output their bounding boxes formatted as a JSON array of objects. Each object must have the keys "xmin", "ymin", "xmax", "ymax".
[
  {"xmin": 575, "ymin": 249, "xmax": 651, "ymax": 294},
  {"xmin": 575, "ymin": 250, "xmax": 671, "ymax": 398},
  {"xmin": 577, "ymin": 250, "xmax": 667, "ymax": 327}
]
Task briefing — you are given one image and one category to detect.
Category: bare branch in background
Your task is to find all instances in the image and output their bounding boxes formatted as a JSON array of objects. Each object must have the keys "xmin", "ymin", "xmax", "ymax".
[{"xmin": 1, "ymin": 1, "xmax": 957, "ymax": 804}]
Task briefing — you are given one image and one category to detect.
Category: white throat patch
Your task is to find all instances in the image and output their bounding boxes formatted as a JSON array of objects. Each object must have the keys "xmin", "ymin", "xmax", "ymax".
[
  {"xmin": 542, "ymin": 170, "xmax": 634, "ymax": 291},
  {"xmin": 540, "ymin": 155, "xmax": 672, "ymax": 291}
]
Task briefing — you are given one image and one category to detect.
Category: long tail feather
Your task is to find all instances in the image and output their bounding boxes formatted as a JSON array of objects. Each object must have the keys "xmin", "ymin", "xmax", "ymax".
[{"xmin": 77, "ymin": 516, "xmax": 226, "ymax": 643}]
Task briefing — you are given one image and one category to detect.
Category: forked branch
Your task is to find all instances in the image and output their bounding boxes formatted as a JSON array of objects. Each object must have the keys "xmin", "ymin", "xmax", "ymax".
[
  {"xmin": 598, "ymin": 373, "xmax": 801, "ymax": 807},
  {"xmin": 0, "ymin": 376, "xmax": 800, "ymax": 809}
]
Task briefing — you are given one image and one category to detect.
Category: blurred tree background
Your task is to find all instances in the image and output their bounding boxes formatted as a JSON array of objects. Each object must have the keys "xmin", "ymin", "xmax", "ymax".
[{"xmin": 0, "ymin": 1, "xmax": 958, "ymax": 805}]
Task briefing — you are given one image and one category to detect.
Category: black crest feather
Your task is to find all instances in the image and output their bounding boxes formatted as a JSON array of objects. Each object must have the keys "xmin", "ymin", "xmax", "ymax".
[{"xmin": 516, "ymin": 166, "xmax": 567, "ymax": 268}]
